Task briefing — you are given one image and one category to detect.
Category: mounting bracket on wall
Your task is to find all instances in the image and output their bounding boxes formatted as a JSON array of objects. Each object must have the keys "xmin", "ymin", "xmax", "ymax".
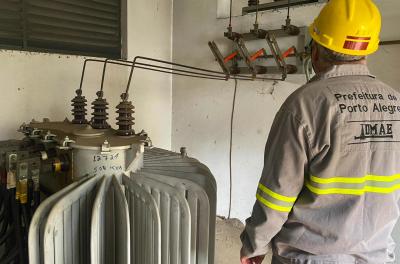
[
  {"xmin": 208, "ymin": 16, "xmax": 303, "ymax": 80},
  {"xmin": 210, "ymin": 0, "xmax": 314, "ymax": 81},
  {"xmin": 243, "ymin": 0, "xmax": 327, "ymax": 15},
  {"xmin": 209, "ymin": 33, "xmax": 297, "ymax": 80}
]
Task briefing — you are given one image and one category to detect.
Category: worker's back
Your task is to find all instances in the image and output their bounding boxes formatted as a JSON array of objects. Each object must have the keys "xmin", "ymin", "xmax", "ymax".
[
  {"xmin": 239, "ymin": 1, "xmax": 396, "ymax": 264},
  {"xmin": 272, "ymin": 64, "xmax": 400, "ymax": 263}
]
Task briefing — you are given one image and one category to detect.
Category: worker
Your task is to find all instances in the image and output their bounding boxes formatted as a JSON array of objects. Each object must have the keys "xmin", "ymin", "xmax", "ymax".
[{"xmin": 240, "ymin": 0, "xmax": 400, "ymax": 263}]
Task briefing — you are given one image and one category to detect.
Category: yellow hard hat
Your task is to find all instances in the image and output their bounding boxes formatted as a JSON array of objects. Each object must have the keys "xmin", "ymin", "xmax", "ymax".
[{"xmin": 309, "ymin": 0, "xmax": 381, "ymax": 56}]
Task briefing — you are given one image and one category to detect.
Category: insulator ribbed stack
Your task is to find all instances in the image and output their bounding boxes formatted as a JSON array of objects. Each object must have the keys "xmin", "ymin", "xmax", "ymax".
[
  {"xmin": 71, "ymin": 90, "xmax": 88, "ymax": 124},
  {"xmin": 116, "ymin": 99, "xmax": 135, "ymax": 136},
  {"xmin": 91, "ymin": 91, "xmax": 110, "ymax": 129}
]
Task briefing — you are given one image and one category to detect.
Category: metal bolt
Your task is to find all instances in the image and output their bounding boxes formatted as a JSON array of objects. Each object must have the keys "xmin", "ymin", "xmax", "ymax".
[{"xmin": 101, "ymin": 140, "xmax": 111, "ymax": 154}]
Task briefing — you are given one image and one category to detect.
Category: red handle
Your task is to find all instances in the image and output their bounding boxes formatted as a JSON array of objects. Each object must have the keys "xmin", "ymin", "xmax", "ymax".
[
  {"xmin": 281, "ymin": 46, "xmax": 296, "ymax": 59},
  {"xmin": 250, "ymin": 49, "xmax": 265, "ymax": 61},
  {"xmin": 224, "ymin": 51, "xmax": 239, "ymax": 63}
]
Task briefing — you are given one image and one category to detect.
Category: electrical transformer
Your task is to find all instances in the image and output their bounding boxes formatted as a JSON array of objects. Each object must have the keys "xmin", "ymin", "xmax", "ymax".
[{"xmin": 0, "ymin": 58, "xmax": 217, "ymax": 264}]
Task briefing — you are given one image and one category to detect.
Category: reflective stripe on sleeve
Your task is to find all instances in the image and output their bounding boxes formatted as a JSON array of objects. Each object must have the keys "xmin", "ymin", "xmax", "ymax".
[
  {"xmin": 256, "ymin": 183, "xmax": 297, "ymax": 212},
  {"xmin": 256, "ymin": 194, "xmax": 293, "ymax": 212},
  {"xmin": 258, "ymin": 183, "xmax": 297, "ymax": 202},
  {"xmin": 310, "ymin": 174, "xmax": 400, "ymax": 184},
  {"xmin": 306, "ymin": 174, "xmax": 400, "ymax": 195}
]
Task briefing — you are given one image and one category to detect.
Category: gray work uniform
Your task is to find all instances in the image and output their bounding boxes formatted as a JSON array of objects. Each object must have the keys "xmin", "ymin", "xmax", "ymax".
[{"xmin": 241, "ymin": 64, "xmax": 400, "ymax": 264}]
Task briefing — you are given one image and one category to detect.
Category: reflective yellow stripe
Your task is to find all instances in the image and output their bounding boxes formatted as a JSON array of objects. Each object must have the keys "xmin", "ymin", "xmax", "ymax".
[
  {"xmin": 310, "ymin": 174, "xmax": 400, "ymax": 184},
  {"xmin": 258, "ymin": 183, "xmax": 297, "ymax": 203},
  {"xmin": 256, "ymin": 194, "xmax": 293, "ymax": 212},
  {"xmin": 306, "ymin": 181, "xmax": 400, "ymax": 195}
]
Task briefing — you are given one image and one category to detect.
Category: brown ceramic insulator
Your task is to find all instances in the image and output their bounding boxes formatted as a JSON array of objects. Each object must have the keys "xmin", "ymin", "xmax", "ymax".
[
  {"xmin": 116, "ymin": 100, "xmax": 135, "ymax": 136},
  {"xmin": 71, "ymin": 90, "xmax": 88, "ymax": 124},
  {"xmin": 91, "ymin": 95, "xmax": 110, "ymax": 129}
]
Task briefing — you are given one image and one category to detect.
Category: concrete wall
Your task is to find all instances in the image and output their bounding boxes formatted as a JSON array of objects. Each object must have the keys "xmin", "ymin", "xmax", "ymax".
[
  {"xmin": 0, "ymin": 0, "xmax": 173, "ymax": 149},
  {"xmin": 172, "ymin": 0, "xmax": 400, "ymax": 253}
]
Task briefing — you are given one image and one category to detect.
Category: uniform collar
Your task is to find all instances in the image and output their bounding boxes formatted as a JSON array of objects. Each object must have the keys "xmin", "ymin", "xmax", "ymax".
[{"xmin": 310, "ymin": 64, "xmax": 374, "ymax": 82}]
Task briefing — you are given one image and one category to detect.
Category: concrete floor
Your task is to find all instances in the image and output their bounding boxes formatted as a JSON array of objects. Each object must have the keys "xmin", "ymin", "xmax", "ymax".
[{"xmin": 215, "ymin": 217, "xmax": 272, "ymax": 264}]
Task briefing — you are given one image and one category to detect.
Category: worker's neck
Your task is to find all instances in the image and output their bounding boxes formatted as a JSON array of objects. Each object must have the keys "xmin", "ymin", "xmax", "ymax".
[{"xmin": 315, "ymin": 59, "xmax": 367, "ymax": 75}]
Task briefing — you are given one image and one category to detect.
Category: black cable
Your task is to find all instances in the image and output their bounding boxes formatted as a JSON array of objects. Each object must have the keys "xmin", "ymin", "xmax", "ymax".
[
  {"xmin": 0, "ymin": 202, "xmax": 5, "ymax": 223},
  {"xmin": 10, "ymin": 192, "xmax": 25, "ymax": 264},
  {"xmin": 0, "ymin": 201, "xmax": 7, "ymax": 238},
  {"xmin": 228, "ymin": 79, "xmax": 238, "ymax": 219},
  {"xmin": 27, "ymin": 179, "xmax": 33, "ymax": 218},
  {"xmin": 0, "ymin": 220, "xmax": 8, "ymax": 240},
  {"xmin": 0, "ymin": 226, "xmax": 14, "ymax": 245},
  {"xmin": 32, "ymin": 190, "xmax": 40, "ymax": 214},
  {"xmin": 0, "ymin": 191, "xmax": 5, "ymax": 222},
  {"xmin": 21, "ymin": 204, "xmax": 29, "ymax": 264},
  {"xmin": 0, "ymin": 190, "xmax": 11, "ymax": 239},
  {"xmin": 21, "ymin": 205, "xmax": 30, "ymax": 229},
  {"xmin": 0, "ymin": 190, "xmax": 11, "ymax": 243},
  {"xmin": 0, "ymin": 248, "xmax": 17, "ymax": 264}
]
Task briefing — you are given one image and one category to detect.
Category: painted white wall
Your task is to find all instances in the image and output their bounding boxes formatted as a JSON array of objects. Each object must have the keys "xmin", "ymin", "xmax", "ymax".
[
  {"xmin": 172, "ymin": 0, "xmax": 321, "ymax": 221},
  {"xmin": 172, "ymin": 0, "xmax": 400, "ymax": 251},
  {"xmin": 0, "ymin": 0, "xmax": 173, "ymax": 149},
  {"xmin": 126, "ymin": 0, "xmax": 173, "ymax": 149}
]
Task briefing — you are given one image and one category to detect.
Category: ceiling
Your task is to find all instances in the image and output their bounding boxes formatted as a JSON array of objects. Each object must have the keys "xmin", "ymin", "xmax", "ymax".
[{"xmin": 218, "ymin": 0, "xmax": 400, "ymax": 41}]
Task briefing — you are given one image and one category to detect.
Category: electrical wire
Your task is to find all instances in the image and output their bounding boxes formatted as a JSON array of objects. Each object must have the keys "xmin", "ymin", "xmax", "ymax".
[
  {"xmin": 10, "ymin": 190, "xmax": 25, "ymax": 264},
  {"xmin": 0, "ymin": 203, "xmax": 5, "ymax": 223},
  {"xmin": 0, "ymin": 248, "xmax": 17, "ymax": 264},
  {"xmin": 0, "ymin": 200, "xmax": 7, "ymax": 239},
  {"xmin": 33, "ymin": 190, "xmax": 40, "ymax": 213},
  {"xmin": 27, "ymin": 179, "xmax": 33, "ymax": 219},
  {"xmin": 0, "ymin": 226, "xmax": 14, "ymax": 245},
  {"xmin": 0, "ymin": 221, "xmax": 8, "ymax": 240},
  {"xmin": 130, "ymin": 56, "xmax": 284, "ymax": 81},
  {"xmin": 229, "ymin": 0, "xmax": 233, "ymax": 29},
  {"xmin": 255, "ymin": 0, "xmax": 259, "ymax": 27},
  {"xmin": 0, "ymin": 190, "xmax": 10, "ymax": 240},
  {"xmin": 228, "ymin": 78, "xmax": 238, "ymax": 219},
  {"xmin": 82, "ymin": 57, "xmax": 281, "ymax": 101},
  {"xmin": 100, "ymin": 58, "xmax": 114, "ymax": 92},
  {"xmin": 78, "ymin": 59, "xmax": 106, "ymax": 92},
  {"xmin": 78, "ymin": 57, "xmax": 283, "ymax": 99}
]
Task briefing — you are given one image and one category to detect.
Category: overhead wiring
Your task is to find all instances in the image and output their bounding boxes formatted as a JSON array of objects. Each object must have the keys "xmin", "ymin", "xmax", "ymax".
[
  {"xmin": 77, "ymin": 57, "xmax": 283, "ymax": 102},
  {"xmin": 228, "ymin": 78, "xmax": 238, "ymax": 219},
  {"xmin": 255, "ymin": 0, "xmax": 259, "ymax": 28},
  {"xmin": 228, "ymin": 0, "xmax": 233, "ymax": 32}
]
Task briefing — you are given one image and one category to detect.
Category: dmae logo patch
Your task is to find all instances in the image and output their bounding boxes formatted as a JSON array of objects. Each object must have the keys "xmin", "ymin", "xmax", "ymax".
[
  {"xmin": 355, "ymin": 123, "xmax": 393, "ymax": 140},
  {"xmin": 345, "ymin": 120, "xmax": 400, "ymax": 147}
]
